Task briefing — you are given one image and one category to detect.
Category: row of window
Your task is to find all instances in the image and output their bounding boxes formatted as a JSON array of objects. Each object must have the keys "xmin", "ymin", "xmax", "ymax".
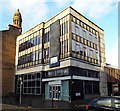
[
  {"xmin": 72, "ymin": 39, "xmax": 98, "ymax": 59},
  {"xmin": 60, "ymin": 21, "xmax": 68, "ymax": 36},
  {"xmin": 71, "ymin": 21, "xmax": 97, "ymax": 44},
  {"xmin": 85, "ymin": 81, "xmax": 99, "ymax": 94},
  {"xmin": 72, "ymin": 34, "xmax": 98, "ymax": 50},
  {"xmin": 16, "ymin": 73, "xmax": 42, "ymax": 95},
  {"xmin": 18, "ymin": 49, "xmax": 42, "ymax": 66},
  {"xmin": 19, "ymin": 35, "xmax": 42, "ymax": 52},
  {"xmin": 44, "ymin": 67, "xmax": 99, "ymax": 78},
  {"xmin": 71, "ymin": 15, "xmax": 97, "ymax": 35}
]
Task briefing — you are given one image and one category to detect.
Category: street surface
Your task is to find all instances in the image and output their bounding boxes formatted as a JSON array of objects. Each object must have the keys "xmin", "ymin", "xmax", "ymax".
[{"xmin": 1, "ymin": 104, "xmax": 86, "ymax": 111}]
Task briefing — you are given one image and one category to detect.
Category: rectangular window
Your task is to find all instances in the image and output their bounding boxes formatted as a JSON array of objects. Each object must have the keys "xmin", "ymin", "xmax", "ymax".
[
  {"xmin": 87, "ymin": 46, "xmax": 89, "ymax": 57},
  {"xmin": 71, "ymin": 21, "xmax": 75, "ymax": 33},
  {"xmin": 33, "ymin": 51, "xmax": 35, "ymax": 61},
  {"xmin": 83, "ymin": 30, "xmax": 85, "ymax": 39},
  {"xmin": 86, "ymin": 30, "xmax": 89, "ymax": 40},
  {"xmin": 96, "ymin": 51, "xmax": 98, "ymax": 60},
  {"xmin": 95, "ymin": 36, "xmax": 97, "ymax": 44},
  {"xmin": 93, "ymin": 49, "xmax": 95, "ymax": 59},
  {"xmin": 34, "ymin": 37, "xmax": 36, "ymax": 46},
  {"xmin": 84, "ymin": 46, "xmax": 86, "ymax": 57},
  {"xmin": 76, "ymin": 24, "xmax": 79, "ymax": 35},
  {"xmin": 72, "ymin": 39, "xmax": 75, "ymax": 53},
  {"xmin": 38, "ymin": 50, "xmax": 42, "ymax": 60},
  {"xmin": 93, "ymin": 34, "xmax": 94, "ymax": 43},
  {"xmin": 85, "ymin": 82, "xmax": 92, "ymax": 94},
  {"xmin": 36, "ymin": 36, "xmax": 39, "ymax": 45},
  {"xmin": 90, "ymin": 49, "xmax": 93, "ymax": 58},
  {"xmin": 31, "ymin": 38, "xmax": 34, "ymax": 47},
  {"xmin": 36, "ymin": 50, "xmax": 38, "ymax": 61},
  {"xmin": 80, "ymin": 43, "xmax": 83, "ymax": 55},
  {"xmin": 76, "ymin": 41, "xmax": 79, "ymax": 54},
  {"xmin": 90, "ymin": 33, "xmax": 92, "ymax": 42},
  {"xmin": 80, "ymin": 26, "xmax": 82, "ymax": 37}
]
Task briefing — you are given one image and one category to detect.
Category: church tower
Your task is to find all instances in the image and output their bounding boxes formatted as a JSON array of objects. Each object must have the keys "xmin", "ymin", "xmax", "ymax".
[{"xmin": 13, "ymin": 9, "xmax": 22, "ymax": 29}]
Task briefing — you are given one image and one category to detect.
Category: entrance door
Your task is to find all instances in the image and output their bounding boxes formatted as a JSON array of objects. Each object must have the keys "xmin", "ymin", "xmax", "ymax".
[{"xmin": 49, "ymin": 85, "xmax": 61, "ymax": 100}]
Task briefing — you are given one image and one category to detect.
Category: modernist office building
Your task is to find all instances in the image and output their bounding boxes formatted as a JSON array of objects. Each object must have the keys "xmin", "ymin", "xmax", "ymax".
[{"xmin": 15, "ymin": 6, "xmax": 107, "ymax": 101}]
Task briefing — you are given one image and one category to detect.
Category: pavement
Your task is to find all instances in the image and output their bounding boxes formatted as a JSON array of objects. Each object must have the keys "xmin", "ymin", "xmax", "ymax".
[{"xmin": 1, "ymin": 96, "xmax": 92, "ymax": 111}]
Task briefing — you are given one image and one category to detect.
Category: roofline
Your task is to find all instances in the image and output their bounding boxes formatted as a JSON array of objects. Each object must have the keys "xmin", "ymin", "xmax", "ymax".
[
  {"xmin": 19, "ymin": 6, "xmax": 104, "ymax": 37},
  {"xmin": 69, "ymin": 6, "xmax": 104, "ymax": 31}
]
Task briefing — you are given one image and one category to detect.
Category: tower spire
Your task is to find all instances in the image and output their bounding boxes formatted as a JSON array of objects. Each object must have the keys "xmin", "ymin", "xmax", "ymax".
[{"xmin": 13, "ymin": 9, "xmax": 22, "ymax": 28}]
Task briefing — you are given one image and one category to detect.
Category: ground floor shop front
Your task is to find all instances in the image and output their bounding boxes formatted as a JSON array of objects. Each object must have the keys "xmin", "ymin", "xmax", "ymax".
[
  {"xmin": 15, "ymin": 66, "xmax": 100, "ymax": 102},
  {"xmin": 43, "ymin": 79, "xmax": 99, "ymax": 102}
]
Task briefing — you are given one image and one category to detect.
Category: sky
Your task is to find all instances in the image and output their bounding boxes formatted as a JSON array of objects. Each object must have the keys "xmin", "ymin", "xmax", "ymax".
[{"xmin": 0, "ymin": 0, "xmax": 119, "ymax": 68}]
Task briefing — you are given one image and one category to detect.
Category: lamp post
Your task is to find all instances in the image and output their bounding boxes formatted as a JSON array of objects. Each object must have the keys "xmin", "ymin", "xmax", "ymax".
[{"xmin": 20, "ymin": 77, "xmax": 22, "ymax": 105}]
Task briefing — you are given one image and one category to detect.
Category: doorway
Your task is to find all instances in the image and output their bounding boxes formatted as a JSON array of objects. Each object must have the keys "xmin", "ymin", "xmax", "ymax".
[{"xmin": 49, "ymin": 85, "xmax": 61, "ymax": 100}]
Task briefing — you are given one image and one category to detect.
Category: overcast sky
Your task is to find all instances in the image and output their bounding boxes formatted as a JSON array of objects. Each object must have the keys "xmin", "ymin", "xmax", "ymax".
[{"xmin": 0, "ymin": 0, "xmax": 119, "ymax": 68}]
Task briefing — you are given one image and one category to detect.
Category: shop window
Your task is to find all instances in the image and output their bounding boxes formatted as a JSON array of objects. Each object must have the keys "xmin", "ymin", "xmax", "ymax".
[
  {"xmin": 56, "ymin": 69, "xmax": 63, "ymax": 76},
  {"xmin": 83, "ymin": 70, "xmax": 88, "ymax": 76},
  {"xmin": 93, "ymin": 82, "xmax": 99, "ymax": 94},
  {"xmin": 85, "ymin": 82, "xmax": 92, "ymax": 94},
  {"xmin": 64, "ymin": 68, "xmax": 69, "ymax": 75}
]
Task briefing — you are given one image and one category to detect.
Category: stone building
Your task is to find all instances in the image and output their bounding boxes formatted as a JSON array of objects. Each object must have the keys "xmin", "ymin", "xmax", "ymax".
[
  {"xmin": 0, "ymin": 9, "xmax": 22, "ymax": 96},
  {"xmin": 105, "ymin": 64, "xmax": 120, "ymax": 96},
  {"xmin": 15, "ymin": 6, "xmax": 107, "ymax": 102}
]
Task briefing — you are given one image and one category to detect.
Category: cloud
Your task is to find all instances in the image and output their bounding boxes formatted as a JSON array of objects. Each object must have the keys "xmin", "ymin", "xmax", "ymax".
[
  {"xmin": 106, "ymin": 40, "xmax": 118, "ymax": 68},
  {"xmin": 71, "ymin": 0, "xmax": 118, "ymax": 19},
  {"xmin": 8, "ymin": 0, "xmax": 49, "ymax": 32}
]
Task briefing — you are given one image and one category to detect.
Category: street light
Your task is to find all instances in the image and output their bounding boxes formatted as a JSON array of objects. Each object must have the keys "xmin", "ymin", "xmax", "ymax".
[{"xmin": 19, "ymin": 77, "xmax": 22, "ymax": 105}]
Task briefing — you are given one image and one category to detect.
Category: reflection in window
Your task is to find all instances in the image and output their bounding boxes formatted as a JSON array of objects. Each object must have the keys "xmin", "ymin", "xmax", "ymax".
[
  {"xmin": 76, "ymin": 42, "xmax": 79, "ymax": 54},
  {"xmin": 80, "ymin": 26, "xmax": 82, "ymax": 37},
  {"xmin": 96, "ymin": 51, "xmax": 98, "ymax": 60},
  {"xmin": 80, "ymin": 43, "xmax": 83, "ymax": 55},
  {"xmin": 86, "ymin": 30, "xmax": 89, "ymax": 40},
  {"xmin": 72, "ymin": 39, "xmax": 75, "ymax": 53},
  {"xmin": 71, "ymin": 21, "xmax": 75, "ymax": 33},
  {"xmin": 76, "ymin": 24, "xmax": 79, "ymax": 35}
]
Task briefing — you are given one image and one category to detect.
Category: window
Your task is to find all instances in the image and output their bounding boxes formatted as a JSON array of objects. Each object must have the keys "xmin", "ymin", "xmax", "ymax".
[
  {"xmin": 80, "ymin": 26, "xmax": 82, "ymax": 37},
  {"xmin": 80, "ymin": 43, "xmax": 83, "ymax": 55},
  {"xmin": 31, "ymin": 38, "xmax": 34, "ymax": 47},
  {"xmin": 71, "ymin": 21, "xmax": 75, "ymax": 33},
  {"xmin": 76, "ymin": 42, "xmax": 79, "ymax": 54},
  {"xmin": 39, "ymin": 35, "xmax": 42, "ymax": 44},
  {"xmin": 72, "ymin": 39, "xmax": 75, "ymax": 53},
  {"xmin": 33, "ymin": 51, "xmax": 35, "ymax": 61},
  {"xmin": 85, "ymin": 82, "xmax": 92, "ymax": 94},
  {"xmin": 96, "ymin": 51, "xmax": 98, "ymax": 60},
  {"xmin": 90, "ymin": 49, "xmax": 93, "ymax": 58},
  {"xmin": 84, "ymin": 46, "xmax": 86, "ymax": 57},
  {"xmin": 76, "ymin": 24, "xmax": 79, "ymax": 35},
  {"xmin": 93, "ymin": 49, "xmax": 95, "ymax": 59},
  {"xmin": 90, "ymin": 33, "xmax": 92, "ymax": 42},
  {"xmin": 65, "ymin": 21, "xmax": 68, "ymax": 34},
  {"xmin": 34, "ymin": 37, "xmax": 36, "ymax": 46},
  {"xmin": 36, "ymin": 35, "xmax": 39, "ymax": 45},
  {"xmin": 87, "ymin": 46, "xmax": 89, "ymax": 57},
  {"xmin": 93, "ymin": 34, "xmax": 94, "ymax": 43},
  {"xmin": 95, "ymin": 36, "xmax": 97, "ymax": 44},
  {"xmin": 36, "ymin": 50, "xmax": 38, "ymax": 61},
  {"xmin": 86, "ymin": 30, "xmax": 89, "ymax": 40},
  {"xmin": 83, "ymin": 30, "xmax": 85, "ymax": 39}
]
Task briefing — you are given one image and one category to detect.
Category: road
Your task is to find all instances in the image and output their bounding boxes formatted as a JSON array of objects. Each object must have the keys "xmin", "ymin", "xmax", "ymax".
[{"xmin": 1, "ymin": 104, "xmax": 86, "ymax": 111}]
